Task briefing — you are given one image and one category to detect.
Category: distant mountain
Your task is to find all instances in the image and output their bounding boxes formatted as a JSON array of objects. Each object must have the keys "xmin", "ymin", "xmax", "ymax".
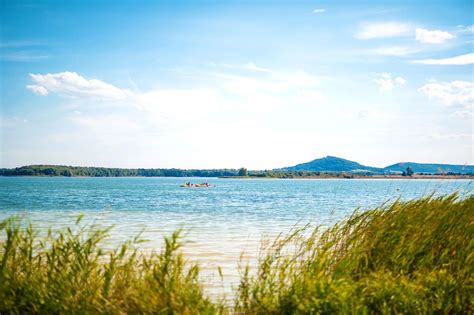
[
  {"xmin": 384, "ymin": 162, "xmax": 474, "ymax": 174},
  {"xmin": 280, "ymin": 156, "xmax": 474, "ymax": 174},
  {"xmin": 281, "ymin": 156, "xmax": 382, "ymax": 173}
]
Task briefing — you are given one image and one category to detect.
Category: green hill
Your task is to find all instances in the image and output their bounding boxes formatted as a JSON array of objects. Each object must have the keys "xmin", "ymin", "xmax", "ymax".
[
  {"xmin": 282, "ymin": 156, "xmax": 382, "ymax": 173},
  {"xmin": 281, "ymin": 156, "xmax": 473, "ymax": 174}
]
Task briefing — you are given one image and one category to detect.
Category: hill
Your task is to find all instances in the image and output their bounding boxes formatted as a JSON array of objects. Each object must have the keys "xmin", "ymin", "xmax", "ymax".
[
  {"xmin": 281, "ymin": 156, "xmax": 474, "ymax": 174},
  {"xmin": 384, "ymin": 162, "xmax": 474, "ymax": 174},
  {"xmin": 281, "ymin": 156, "xmax": 382, "ymax": 173}
]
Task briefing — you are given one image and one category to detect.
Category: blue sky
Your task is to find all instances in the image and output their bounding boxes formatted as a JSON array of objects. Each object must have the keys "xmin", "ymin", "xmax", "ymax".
[{"xmin": 0, "ymin": 0, "xmax": 473, "ymax": 169}]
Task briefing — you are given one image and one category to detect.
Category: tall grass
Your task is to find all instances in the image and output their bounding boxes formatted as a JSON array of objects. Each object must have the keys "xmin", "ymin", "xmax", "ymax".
[
  {"xmin": 1, "ymin": 193, "xmax": 472, "ymax": 314},
  {"xmin": 236, "ymin": 193, "xmax": 474, "ymax": 314},
  {"xmin": 0, "ymin": 216, "xmax": 219, "ymax": 314}
]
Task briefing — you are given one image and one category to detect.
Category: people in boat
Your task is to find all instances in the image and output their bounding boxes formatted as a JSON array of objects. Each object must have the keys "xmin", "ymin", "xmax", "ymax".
[{"xmin": 182, "ymin": 182, "xmax": 210, "ymax": 187}]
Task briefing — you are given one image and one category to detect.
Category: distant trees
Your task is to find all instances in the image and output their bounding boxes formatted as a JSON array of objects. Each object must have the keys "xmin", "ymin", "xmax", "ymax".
[
  {"xmin": 0, "ymin": 166, "xmax": 367, "ymax": 178},
  {"xmin": 238, "ymin": 167, "xmax": 248, "ymax": 177},
  {"xmin": 61, "ymin": 169, "xmax": 73, "ymax": 177},
  {"xmin": 0, "ymin": 165, "xmax": 242, "ymax": 178},
  {"xmin": 3, "ymin": 164, "xmax": 469, "ymax": 178},
  {"xmin": 402, "ymin": 166, "xmax": 414, "ymax": 177}
]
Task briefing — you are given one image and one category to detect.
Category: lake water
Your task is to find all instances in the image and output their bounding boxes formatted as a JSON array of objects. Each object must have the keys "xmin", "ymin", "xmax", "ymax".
[{"xmin": 0, "ymin": 176, "xmax": 472, "ymax": 296}]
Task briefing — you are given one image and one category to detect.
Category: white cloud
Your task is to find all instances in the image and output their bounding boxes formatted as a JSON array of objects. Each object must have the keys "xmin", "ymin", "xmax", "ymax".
[
  {"xmin": 236, "ymin": 62, "xmax": 320, "ymax": 87},
  {"xmin": 358, "ymin": 110, "xmax": 370, "ymax": 119},
  {"xmin": 242, "ymin": 62, "xmax": 272, "ymax": 72},
  {"xmin": 213, "ymin": 68, "xmax": 320, "ymax": 95},
  {"xmin": 355, "ymin": 22, "xmax": 410, "ymax": 40},
  {"xmin": 419, "ymin": 80, "xmax": 474, "ymax": 107},
  {"xmin": 374, "ymin": 72, "xmax": 406, "ymax": 92},
  {"xmin": 371, "ymin": 46, "xmax": 420, "ymax": 56},
  {"xmin": 201, "ymin": 66, "xmax": 325, "ymax": 115},
  {"xmin": 313, "ymin": 9, "xmax": 326, "ymax": 13},
  {"xmin": 428, "ymin": 133, "xmax": 473, "ymax": 140},
  {"xmin": 67, "ymin": 62, "xmax": 321, "ymax": 127},
  {"xmin": 273, "ymin": 70, "xmax": 320, "ymax": 87},
  {"xmin": 394, "ymin": 77, "xmax": 406, "ymax": 85},
  {"xmin": 21, "ymin": 66, "xmax": 329, "ymax": 169},
  {"xmin": 42, "ymin": 64, "xmax": 327, "ymax": 169},
  {"xmin": 27, "ymin": 71, "xmax": 132, "ymax": 100},
  {"xmin": 293, "ymin": 90, "xmax": 325, "ymax": 103},
  {"xmin": 134, "ymin": 88, "xmax": 221, "ymax": 125},
  {"xmin": 71, "ymin": 114, "xmax": 140, "ymax": 133},
  {"xmin": 415, "ymin": 28, "xmax": 454, "ymax": 44},
  {"xmin": 216, "ymin": 62, "xmax": 272, "ymax": 73},
  {"xmin": 26, "ymin": 85, "xmax": 48, "ymax": 96},
  {"xmin": 411, "ymin": 53, "xmax": 474, "ymax": 65},
  {"xmin": 452, "ymin": 108, "xmax": 473, "ymax": 119},
  {"xmin": 215, "ymin": 72, "xmax": 283, "ymax": 94},
  {"xmin": 27, "ymin": 66, "xmax": 324, "ymax": 120}
]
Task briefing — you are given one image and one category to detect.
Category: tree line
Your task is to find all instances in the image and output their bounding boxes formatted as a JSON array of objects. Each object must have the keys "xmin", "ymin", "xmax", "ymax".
[
  {"xmin": 0, "ymin": 165, "xmax": 356, "ymax": 178},
  {"xmin": 1, "ymin": 165, "xmax": 469, "ymax": 178},
  {"xmin": 0, "ymin": 165, "xmax": 242, "ymax": 177}
]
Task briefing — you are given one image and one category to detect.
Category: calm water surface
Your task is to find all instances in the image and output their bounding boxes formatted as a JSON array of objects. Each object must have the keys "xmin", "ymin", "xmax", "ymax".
[{"xmin": 0, "ymin": 177, "xmax": 472, "ymax": 295}]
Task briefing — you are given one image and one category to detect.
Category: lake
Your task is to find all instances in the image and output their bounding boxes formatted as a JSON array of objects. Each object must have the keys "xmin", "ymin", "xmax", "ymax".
[{"xmin": 0, "ymin": 176, "xmax": 472, "ymax": 295}]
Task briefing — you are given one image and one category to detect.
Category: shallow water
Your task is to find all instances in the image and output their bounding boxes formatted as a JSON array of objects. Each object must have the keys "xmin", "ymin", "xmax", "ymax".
[{"xmin": 0, "ymin": 176, "xmax": 472, "ymax": 296}]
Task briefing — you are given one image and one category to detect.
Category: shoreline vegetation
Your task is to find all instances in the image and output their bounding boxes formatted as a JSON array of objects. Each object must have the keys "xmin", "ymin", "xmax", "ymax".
[
  {"xmin": 1, "ymin": 165, "xmax": 473, "ymax": 179},
  {"xmin": 1, "ymin": 193, "xmax": 473, "ymax": 313},
  {"xmin": 219, "ymin": 174, "xmax": 474, "ymax": 179}
]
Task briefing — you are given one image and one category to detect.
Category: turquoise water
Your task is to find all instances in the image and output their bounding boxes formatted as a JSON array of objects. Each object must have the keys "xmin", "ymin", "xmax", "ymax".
[{"xmin": 0, "ymin": 176, "xmax": 472, "ymax": 294}]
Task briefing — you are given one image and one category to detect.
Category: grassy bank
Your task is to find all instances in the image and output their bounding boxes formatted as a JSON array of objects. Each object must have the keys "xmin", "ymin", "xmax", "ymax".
[{"xmin": 1, "ymin": 194, "xmax": 472, "ymax": 314}]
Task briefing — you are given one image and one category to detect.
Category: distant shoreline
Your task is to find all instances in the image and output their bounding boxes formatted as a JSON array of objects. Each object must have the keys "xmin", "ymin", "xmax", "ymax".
[
  {"xmin": 1, "ymin": 175, "xmax": 473, "ymax": 180},
  {"xmin": 1, "ymin": 164, "xmax": 472, "ymax": 179},
  {"xmin": 219, "ymin": 175, "xmax": 474, "ymax": 180}
]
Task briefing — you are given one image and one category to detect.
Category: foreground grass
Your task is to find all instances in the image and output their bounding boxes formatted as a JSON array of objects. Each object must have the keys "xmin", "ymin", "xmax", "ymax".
[
  {"xmin": 0, "ymin": 219, "xmax": 220, "ymax": 314},
  {"xmin": 1, "ymin": 194, "xmax": 473, "ymax": 314},
  {"xmin": 237, "ymin": 193, "xmax": 473, "ymax": 314}
]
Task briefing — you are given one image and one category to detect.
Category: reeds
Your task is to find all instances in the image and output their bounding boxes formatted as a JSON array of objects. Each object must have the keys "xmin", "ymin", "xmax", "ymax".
[
  {"xmin": 1, "ymin": 193, "xmax": 472, "ymax": 314},
  {"xmin": 0, "ymin": 216, "xmax": 219, "ymax": 314},
  {"xmin": 236, "ymin": 193, "xmax": 474, "ymax": 314}
]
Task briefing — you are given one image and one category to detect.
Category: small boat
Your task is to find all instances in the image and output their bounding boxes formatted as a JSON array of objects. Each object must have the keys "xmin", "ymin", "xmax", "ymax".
[{"xmin": 181, "ymin": 182, "xmax": 210, "ymax": 188}]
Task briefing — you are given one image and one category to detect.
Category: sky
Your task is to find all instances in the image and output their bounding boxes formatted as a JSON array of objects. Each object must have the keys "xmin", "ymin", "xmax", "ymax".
[{"xmin": 0, "ymin": 0, "xmax": 473, "ymax": 169}]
